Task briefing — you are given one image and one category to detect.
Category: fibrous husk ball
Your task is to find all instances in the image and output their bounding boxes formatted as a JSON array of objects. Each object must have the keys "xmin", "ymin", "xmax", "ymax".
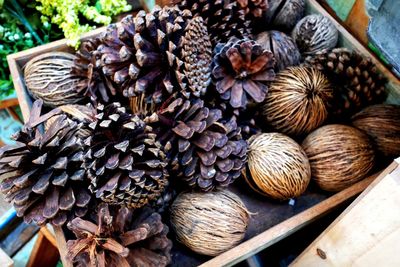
[
  {"xmin": 351, "ymin": 104, "xmax": 400, "ymax": 158},
  {"xmin": 245, "ymin": 133, "xmax": 311, "ymax": 200},
  {"xmin": 262, "ymin": 67, "xmax": 333, "ymax": 136},
  {"xmin": 292, "ymin": 14, "xmax": 338, "ymax": 55},
  {"xmin": 24, "ymin": 52, "xmax": 85, "ymax": 107},
  {"xmin": 170, "ymin": 189, "xmax": 249, "ymax": 256},
  {"xmin": 302, "ymin": 124, "xmax": 375, "ymax": 192},
  {"xmin": 263, "ymin": 0, "xmax": 305, "ymax": 31},
  {"xmin": 256, "ymin": 31, "xmax": 301, "ymax": 71}
]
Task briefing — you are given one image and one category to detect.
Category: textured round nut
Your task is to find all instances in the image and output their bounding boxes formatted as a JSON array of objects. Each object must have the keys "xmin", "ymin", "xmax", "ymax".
[
  {"xmin": 170, "ymin": 190, "xmax": 249, "ymax": 256},
  {"xmin": 302, "ymin": 124, "xmax": 375, "ymax": 192},
  {"xmin": 264, "ymin": 0, "xmax": 305, "ymax": 31},
  {"xmin": 292, "ymin": 14, "xmax": 338, "ymax": 55},
  {"xmin": 262, "ymin": 67, "xmax": 333, "ymax": 136},
  {"xmin": 245, "ymin": 133, "xmax": 311, "ymax": 200}
]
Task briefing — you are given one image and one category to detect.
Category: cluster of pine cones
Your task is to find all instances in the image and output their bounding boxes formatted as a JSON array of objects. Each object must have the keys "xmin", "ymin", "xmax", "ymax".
[{"xmin": 0, "ymin": 0, "xmax": 388, "ymax": 266}]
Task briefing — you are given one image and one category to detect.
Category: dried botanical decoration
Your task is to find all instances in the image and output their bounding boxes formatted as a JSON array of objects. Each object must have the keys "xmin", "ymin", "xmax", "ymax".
[
  {"xmin": 237, "ymin": 0, "xmax": 269, "ymax": 18},
  {"xmin": 351, "ymin": 104, "xmax": 400, "ymax": 158},
  {"xmin": 212, "ymin": 38, "xmax": 276, "ymax": 109},
  {"xmin": 157, "ymin": 95, "xmax": 247, "ymax": 191},
  {"xmin": 262, "ymin": 67, "xmax": 333, "ymax": 136},
  {"xmin": 97, "ymin": 6, "xmax": 212, "ymax": 104},
  {"xmin": 263, "ymin": 0, "xmax": 305, "ymax": 31},
  {"xmin": 245, "ymin": 133, "xmax": 311, "ymax": 200},
  {"xmin": 302, "ymin": 124, "xmax": 375, "ymax": 192},
  {"xmin": 0, "ymin": 100, "xmax": 91, "ymax": 226},
  {"xmin": 305, "ymin": 48, "xmax": 387, "ymax": 117},
  {"xmin": 67, "ymin": 204, "xmax": 172, "ymax": 266},
  {"xmin": 71, "ymin": 39, "xmax": 117, "ymax": 103},
  {"xmin": 292, "ymin": 14, "xmax": 338, "ymax": 55},
  {"xmin": 171, "ymin": 0, "xmax": 251, "ymax": 45},
  {"xmin": 256, "ymin": 30, "xmax": 301, "ymax": 71},
  {"xmin": 170, "ymin": 189, "xmax": 249, "ymax": 256},
  {"xmin": 84, "ymin": 102, "xmax": 168, "ymax": 209},
  {"xmin": 24, "ymin": 52, "xmax": 85, "ymax": 107}
]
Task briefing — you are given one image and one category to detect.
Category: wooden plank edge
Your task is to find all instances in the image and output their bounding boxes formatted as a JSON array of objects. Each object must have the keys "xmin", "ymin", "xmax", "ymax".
[
  {"xmin": 40, "ymin": 227, "xmax": 58, "ymax": 248},
  {"xmin": 53, "ymin": 226, "xmax": 72, "ymax": 267},
  {"xmin": 200, "ymin": 171, "xmax": 381, "ymax": 267}
]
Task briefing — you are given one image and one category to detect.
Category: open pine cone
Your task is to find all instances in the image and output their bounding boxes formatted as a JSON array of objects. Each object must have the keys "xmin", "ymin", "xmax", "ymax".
[
  {"xmin": 157, "ymin": 95, "xmax": 247, "ymax": 191},
  {"xmin": 67, "ymin": 204, "xmax": 172, "ymax": 267},
  {"xmin": 97, "ymin": 6, "xmax": 212, "ymax": 105},
  {"xmin": 212, "ymin": 38, "xmax": 276, "ymax": 109},
  {"xmin": 237, "ymin": 0, "xmax": 269, "ymax": 18},
  {"xmin": 0, "ymin": 100, "xmax": 91, "ymax": 226},
  {"xmin": 84, "ymin": 102, "xmax": 168, "ymax": 209}
]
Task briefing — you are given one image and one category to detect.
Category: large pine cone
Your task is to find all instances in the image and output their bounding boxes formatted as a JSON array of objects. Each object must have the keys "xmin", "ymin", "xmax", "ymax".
[
  {"xmin": 157, "ymin": 95, "xmax": 247, "ymax": 191},
  {"xmin": 84, "ymin": 102, "xmax": 168, "ymax": 209},
  {"xmin": 305, "ymin": 48, "xmax": 387, "ymax": 117},
  {"xmin": 171, "ymin": 0, "xmax": 252, "ymax": 45},
  {"xmin": 97, "ymin": 6, "xmax": 212, "ymax": 105},
  {"xmin": 237, "ymin": 0, "xmax": 269, "ymax": 18},
  {"xmin": 0, "ymin": 100, "xmax": 91, "ymax": 226},
  {"xmin": 67, "ymin": 204, "xmax": 172, "ymax": 267},
  {"xmin": 212, "ymin": 38, "xmax": 276, "ymax": 109}
]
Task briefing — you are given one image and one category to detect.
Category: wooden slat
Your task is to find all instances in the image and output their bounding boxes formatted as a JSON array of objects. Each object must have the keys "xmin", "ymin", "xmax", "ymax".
[
  {"xmin": 0, "ymin": 247, "xmax": 13, "ymax": 267},
  {"xmin": 0, "ymin": 98, "xmax": 19, "ymax": 110},
  {"xmin": 344, "ymin": 0, "xmax": 369, "ymax": 44},
  {"xmin": 53, "ymin": 226, "xmax": 71, "ymax": 267},
  {"xmin": 26, "ymin": 229, "xmax": 59, "ymax": 267}
]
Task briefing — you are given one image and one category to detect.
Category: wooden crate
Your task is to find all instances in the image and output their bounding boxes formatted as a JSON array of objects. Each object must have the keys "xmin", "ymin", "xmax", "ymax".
[{"xmin": 6, "ymin": 0, "xmax": 400, "ymax": 266}]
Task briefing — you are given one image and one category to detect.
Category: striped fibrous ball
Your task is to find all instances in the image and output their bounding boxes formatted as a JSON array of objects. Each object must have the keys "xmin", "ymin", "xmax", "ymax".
[
  {"xmin": 262, "ymin": 67, "xmax": 333, "ymax": 136},
  {"xmin": 170, "ymin": 190, "xmax": 249, "ymax": 256},
  {"xmin": 246, "ymin": 133, "xmax": 311, "ymax": 200},
  {"xmin": 302, "ymin": 124, "xmax": 375, "ymax": 192}
]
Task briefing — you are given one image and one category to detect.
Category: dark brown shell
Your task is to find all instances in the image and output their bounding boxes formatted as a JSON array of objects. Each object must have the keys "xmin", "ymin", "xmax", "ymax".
[
  {"xmin": 263, "ymin": 0, "xmax": 305, "ymax": 31},
  {"xmin": 302, "ymin": 124, "xmax": 375, "ymax": 192}
]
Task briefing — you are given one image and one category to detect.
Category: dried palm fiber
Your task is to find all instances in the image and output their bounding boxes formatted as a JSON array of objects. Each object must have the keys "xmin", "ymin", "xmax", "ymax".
[
  {"xmin": 245, "ymin": 133, "xmax": 311, "ymax": 200},
  {"xmin": 71, "ymin": 39, "xmax": 117, "ymax": 103},
  {"xmin": 67, "ymin": 204, "xmax": 172, "ymax": 267},
  {"xmin": 83, "ymin": 102, "xmax": 168, "ymax": 209},
  {"xmin": 302, "ymin": 124, "xmax": 375, "ymax": 192},
  {"xmin": 351, "ymin": 104, "xmax": 400, "ymax": 158},
  {"xmin": 24, "ymin": 52, "xmax": 85, "ymax": 107},
  {"xmin": 262, "ymin": 67, "xmax": 333, "ymax": 136},
  {"xmin": 263, "ymin": 0, "xmax": 305, "ymax": 31},
  {"xmin": 156, "ymin": 94, "xmax": 247, "ymax": 191},
  {"xmin": 97, "ymin": 6, "xmax": 212, "ymax": 105},
  {"xmin": 170, "ymin": 189, "xmax": 249, "ymax": 256},
  {"xmin": 212, "ymin": 37, "xmax": 276, "ymax": 109},
  {"xmin": 305, "ymin": 48, "xmax": 387, "ymax": 117},
  {"xmin": 170, "ymin": 0, "xmax": 251, "ymax": 45},
  {"xmin": 0, "ymin": 100, "xmax": 91, "ymax": 226}
]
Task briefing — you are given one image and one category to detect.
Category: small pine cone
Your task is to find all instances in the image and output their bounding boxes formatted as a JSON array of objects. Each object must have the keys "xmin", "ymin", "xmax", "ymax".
[
  {"xmin": 305, "ymin": 48, "xmax": 387, "ymax": 117},
  {"xmin": 158, "ymin": 96, "xmax": 248, "ymax": 191},
  {"xmin": 67, "ymin": 204, "xmax": 172, "ymax": 267},
  {"xmin": 71, "ymin": 39, "xmax": 117, "ymax": 103},
  {"xmin": 0, "ymin": 100, "xmax": 91, "ymax": 226},
  {"xmin": 84, "ymin": 102, "xmax": 168, "ymax": 209},
  {"xmin": 212, "ymin": 38, "xmax": 276, "ymax": 109},
  {"xmin": 237, "ymin": 0, "xmax": 269, "ymax": 18},
  {"xmin": 97, "ymin": 6, "xmax": 212, "ymax": 105}
]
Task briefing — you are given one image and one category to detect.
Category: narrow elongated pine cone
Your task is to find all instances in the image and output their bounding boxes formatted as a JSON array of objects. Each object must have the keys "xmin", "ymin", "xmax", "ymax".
[
  {"xmin": 171, "ymin": 0, "xmax": 251, "ymax": 45},
  {"xmin": 212, "ymin": 38, "xmax": 276, "ymax": 109},
  {"xmin": 67, "ymin": 204, "xmax": 172, "ymax": 267},
  {"xmin": 71, "ymin": 39, "xmax": 117, "ymax": 103},
  {"xmin": 157, "ymin": 96, "xmax": 247, "ymax": 191},
  {"xmin": 84, "ymin": 102, "xmax": 168, "ymax": 209},
  {"xmin": 0, "ymin": 100, "xmax": 91, "ymax": 226},
  {"xmin": 97, "ymin": 6, "xmax": 212, "ymax": 105},
  {"xmin": 237, "ymin": 0, "xmax": 269, "ymax": 18},
  {"xmin": 305, "ymin": 48, "xmax": 387, "ymax": 116}
]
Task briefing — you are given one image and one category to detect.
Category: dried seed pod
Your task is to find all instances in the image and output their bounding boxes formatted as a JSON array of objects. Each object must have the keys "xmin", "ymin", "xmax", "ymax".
[
  {"xmin": 170, "ymin": 189, "xmax": 249, "ymax": 256},
  {"xmin": 245, "ymin": 133, "xmax": 311, "ymax": 200},
  {"xmin": 262, "ymin": 67, "xmax": 333, "ymax": 136},
  {"xmin": 351, "ymin": 104, "xmax": 400, "ymax": 158},
  {"xmin": 263, "ymin": 0, "xmax": 305, "ymax": 31},
  {"xmin": 24, "ymin": 52, "xmax": 85, "ymax": 107},
  {"xmin": 292, "ymin": 14, "xmax": 338, "ymax": 55},
  {"xmin": 302, "ymin": 124, "xmax": 375, "ymax": 192}
]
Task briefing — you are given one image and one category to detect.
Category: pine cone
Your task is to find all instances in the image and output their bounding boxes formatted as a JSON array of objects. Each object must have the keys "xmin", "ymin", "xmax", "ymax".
[
  {"xmin": 171, "ymin": 0, "xmax": 251, "ymax": 45},
  {"xmin": 157, "ymin": 96, "xmax": 248, "ymax": 191},
  {"xmin": 97, "ymin": 6, "xmax": 212, "ymax": 105},
  {"xmin": 71, "ymin": 39, "xmax": 117, "ymax": 103},
  {"xmin": 84, "ymin": 102, "xmax": 168, "ymax": 209},
  {"xmin": 237, "ymin": 0, "xmax": 269, "ymax": 18},
  {"xmin": 0, "ymin": 100, "xmax": 91, "ymax": 226},
  {"xmin": 305, "ymin": 48, "xmax": 387, "ymax": 117},
  {"xmin": 67, "ymin": 204, "xmax": 172, "ymax": 267},
  {"xmin": 212, "ymin": 38, "xmax": 276, "ymax": 109}
]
